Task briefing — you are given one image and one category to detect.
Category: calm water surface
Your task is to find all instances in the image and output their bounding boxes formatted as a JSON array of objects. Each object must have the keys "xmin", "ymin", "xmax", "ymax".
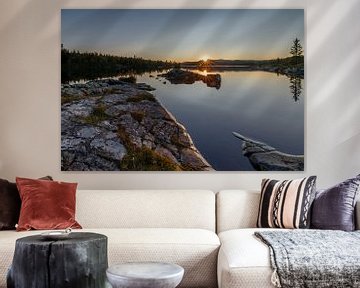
[{"xmin": 138, "ymin": 70, "xmax": 304, "ymax": 171}]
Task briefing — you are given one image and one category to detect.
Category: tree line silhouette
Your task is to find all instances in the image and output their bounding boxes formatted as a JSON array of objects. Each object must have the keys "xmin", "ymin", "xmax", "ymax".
[{"xmin": 61, "ymin": 46, "xmax": 179, "ymax": 83}]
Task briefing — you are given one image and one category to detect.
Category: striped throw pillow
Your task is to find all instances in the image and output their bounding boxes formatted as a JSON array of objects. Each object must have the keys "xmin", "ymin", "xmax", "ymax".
[{"xmin": 257, "ymin": 176, "xmax": 317, "ymax": 229}]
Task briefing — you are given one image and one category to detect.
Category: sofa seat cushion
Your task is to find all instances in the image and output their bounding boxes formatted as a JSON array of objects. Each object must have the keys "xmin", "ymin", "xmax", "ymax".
[
  {"xmin": 0, "ymin": 228, "xmax": 219, "ymax": 288},
  {"xmin": 218, "ymin": 228, "xmax": 283, "ymax": 288},
  {"xmin": 100, "ymin": 228, "xmax": 220, "ymax": 288}
]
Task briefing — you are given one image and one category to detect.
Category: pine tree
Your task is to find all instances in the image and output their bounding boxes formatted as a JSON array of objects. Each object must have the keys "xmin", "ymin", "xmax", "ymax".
[{"xmin": 290, "ymin": 38, "xmax": 303, "ymax": 57}]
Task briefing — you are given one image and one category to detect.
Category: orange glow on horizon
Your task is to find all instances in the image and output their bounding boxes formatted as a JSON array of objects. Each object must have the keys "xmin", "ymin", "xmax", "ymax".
[
  {"xmin": 167, "ymin": 53, "xmax": 290, "ymax": 63},
  {"xmin": 200, "ymin": 55, "xmax": 210, "ymax": 62}
]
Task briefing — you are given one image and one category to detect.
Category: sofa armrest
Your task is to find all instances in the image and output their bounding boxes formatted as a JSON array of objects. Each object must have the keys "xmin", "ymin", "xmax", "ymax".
[{"xmin": 356, "ymin": 200, "xmax": 360, "ymax": 230}]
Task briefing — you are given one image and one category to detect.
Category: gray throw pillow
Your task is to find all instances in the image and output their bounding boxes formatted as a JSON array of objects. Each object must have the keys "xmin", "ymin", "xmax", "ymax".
[{"xmin": 311, "ymin": 174, "xmax": 360, "ymax": 231}]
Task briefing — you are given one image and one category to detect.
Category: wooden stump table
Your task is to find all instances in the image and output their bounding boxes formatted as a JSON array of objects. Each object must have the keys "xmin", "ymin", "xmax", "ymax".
[{"xmin": 7, "ymin": 232, "xmax": 108, "ymax": 288}]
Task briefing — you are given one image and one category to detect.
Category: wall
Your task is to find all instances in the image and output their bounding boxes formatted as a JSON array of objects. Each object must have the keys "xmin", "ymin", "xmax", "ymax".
[{"xmin": 0, "ymin": 0, "xmax": 359, "ymax": 190}]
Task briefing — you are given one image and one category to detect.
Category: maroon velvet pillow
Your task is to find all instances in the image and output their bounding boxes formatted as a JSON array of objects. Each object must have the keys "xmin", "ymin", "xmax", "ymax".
[
  {"xmin": 0, "ymin": 179, "xmax": 20, "ymax": 230},
  {"xmin": 0, "ymin": 176, "xmax": 53, "ymax": 230},
  {"xmin": 16, "ymin": 177, "xmax": 82, "ymax": 231}
]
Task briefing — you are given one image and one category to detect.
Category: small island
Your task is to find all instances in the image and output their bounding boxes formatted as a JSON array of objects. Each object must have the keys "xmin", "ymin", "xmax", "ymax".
[{"xmin": 159, "ymin": 69, "xmax": 221, "ymax": 89}]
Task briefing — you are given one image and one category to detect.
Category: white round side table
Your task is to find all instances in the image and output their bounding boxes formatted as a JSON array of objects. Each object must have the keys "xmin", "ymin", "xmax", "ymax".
[{"xmin": 106, "ymin": 262, "xmax": 184, "ymax": 288}]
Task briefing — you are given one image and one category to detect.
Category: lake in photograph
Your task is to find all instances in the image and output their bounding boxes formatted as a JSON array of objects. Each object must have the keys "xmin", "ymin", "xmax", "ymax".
[{"xmin": 139, "ymin": 70, "xmax": 304, "ymax": 171}]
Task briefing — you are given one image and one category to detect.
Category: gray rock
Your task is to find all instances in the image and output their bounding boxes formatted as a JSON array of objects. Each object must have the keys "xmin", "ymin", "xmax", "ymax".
[
  {"xmin": 103, "ymin": 131, "xmax": 118, "ymax": 140},
  {"xmin": 98, "ymin": 120, "xmax": 118, "ymax": 132},
  {"xmin": 90, "ymin": 138, "xmax": 127, "ymax": 161},
  {"xmin": 233, "ymin": 132, "xmax": 304, "ymax": 171},
  {"xmin": 180, "ymin": 148, "xmax": 212, "ymax": 170},
  {"xmin": 63, "ymin": 99, "xmax": 96, "ymax": 117},
  {"xmin": 118, "ymin": 114, "xmax": 147, "ymax": 148},
  {"xmin": 151, "ymin": 121, "xmax": 178, "ymax": 144},
  {"xmin": 83, "ymin": 154, "xmax": 120, "ymax": 171},
  {"xmin": 163, "ymin": 144, "xmax": 180, "ymax": 158},
  {"xmin": 76, "ymin": 127, "xmax": 100, "ymax": 139},
  {"xmin": 101, "ymin": 94, "xmax": 127, "ymax": 105},
  {"xmin": 155, "ymin": 146, "xmax": 179, "ymax": 164},
  {"xmin": 68, "ymin": 161, "xmax": 90, "ymax": 171},
  {"xmin": 142, "ymin": 140, "xmax": 154, "ymax": 149},
  {"xmin": 142, "ymin": 134, "xmax": 156, "ymax": 149},
  {"xmin": 177, "ymin": 130, "xmax": 192, "ymax": 148},
  {"xmin": 142, "ymin": 117, "xmax": 156, "ymax": 131},
  {"xmin": 137, "ymin": 83, "xmax": 156, "ymax": 91},
  {"xmin": 138, "ymin": 102, "xmax": 172, "ymax": 120},
  {"xmin": 61, "ymin": 151, "xmax": 76, "ymax": 169},
  {"xmin": 61, "ymin": 137, "xmax": 86, "ymax": 150},
  {"xmin": 62, "ymin": 87, "xmax": 85, "ymax": 97},
  {"xmin": 105, "ymin": 105, "xmax": 128, "ymax": 117}
]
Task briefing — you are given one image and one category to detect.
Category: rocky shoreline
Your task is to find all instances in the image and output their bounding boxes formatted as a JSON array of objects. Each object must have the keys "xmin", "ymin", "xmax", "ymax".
[
  {"xmin": 233, "ymin": 132, "xmax": 304, "ymax": 171},
  {"xmin": 61, "ymin": 79, "xmax": 212, "ymax": 171}
]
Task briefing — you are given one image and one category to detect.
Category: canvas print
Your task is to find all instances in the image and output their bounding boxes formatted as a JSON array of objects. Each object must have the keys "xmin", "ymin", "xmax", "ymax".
[{"xmin": 61, "ymin": 9, "xmax": 304, "ymax": 171}]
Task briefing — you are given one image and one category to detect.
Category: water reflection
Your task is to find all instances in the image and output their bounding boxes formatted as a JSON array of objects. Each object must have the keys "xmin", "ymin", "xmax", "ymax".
[
  {"xmin": 138, "ymin": 70, "xmax": 304, "ymax": 170},
  {"xmin": 289, "ymin": 76, "xmax": 303, "ymax": 102}
]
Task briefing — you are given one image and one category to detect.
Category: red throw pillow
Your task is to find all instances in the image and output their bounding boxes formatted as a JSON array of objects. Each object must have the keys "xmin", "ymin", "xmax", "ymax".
[
  {"xmin": 0, "ymin": 176, "xmax": 52, "ymax": 230},
  {"xmin": 16, "ymin": 177, "xmax": 82, "ymax": 231}
]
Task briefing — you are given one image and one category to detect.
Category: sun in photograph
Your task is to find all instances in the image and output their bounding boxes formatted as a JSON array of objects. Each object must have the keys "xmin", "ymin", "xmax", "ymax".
[{"xmin": 200, "ymin": 55, "xmax": 210, "ymax": 62}]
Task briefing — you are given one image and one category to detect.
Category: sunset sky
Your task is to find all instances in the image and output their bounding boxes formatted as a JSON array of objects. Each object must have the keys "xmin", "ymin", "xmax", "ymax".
[{"xmin": 61, "ymin": 9, "xmax": 304, "ymax": 62}]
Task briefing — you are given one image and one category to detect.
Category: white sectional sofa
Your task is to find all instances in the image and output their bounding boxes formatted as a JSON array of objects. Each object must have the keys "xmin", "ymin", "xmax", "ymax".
[
  {"xmin": 1, "ymin": 189, "xmax": 359, "ymax": 288},
  {"xmin": 0, "ymin": 190, "xmax": 219, "ymax": 288},
  {"xmin": 216, "ymin": 190, "xmax": 360, "ymax": 288}
]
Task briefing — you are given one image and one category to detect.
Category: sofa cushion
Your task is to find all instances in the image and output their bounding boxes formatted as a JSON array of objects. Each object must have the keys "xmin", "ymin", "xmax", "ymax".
[
  {"xmin": 0, "ymin": 228, "xmax": 220, "ymax": 288},
  {"xmin": 218, "ymin": 228, "xmax": 280, "ymax": 288},
  {"xmin": 257, "ymin": 177, "xmax": 317, "ymax": 229},
  {"xmin": 0, "ymin": 176, "xmax": 53, "ymax": 230},
  {"xmin": 311, "ymin": 174, "xmax": 360, "ymax": 231},
  {"xmin": 16, "ymin": 177, "xmax": 81, "ymax": 231},
  {"xmin": 0, "ymin": 179, "xmax": 20, "ymax": 230},
  {"xmin": 216, "ymin": 190, "xmax": 260, "ymax": 233},
  {"xmin": 76, "ymin": 190, "xmax": 216, "ymax": 231}
]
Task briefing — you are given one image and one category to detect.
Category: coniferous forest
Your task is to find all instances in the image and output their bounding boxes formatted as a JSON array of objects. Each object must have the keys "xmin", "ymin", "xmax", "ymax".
[{"xmin": 61, "ymin": 46, "xmax": 179, "ymax": 83}]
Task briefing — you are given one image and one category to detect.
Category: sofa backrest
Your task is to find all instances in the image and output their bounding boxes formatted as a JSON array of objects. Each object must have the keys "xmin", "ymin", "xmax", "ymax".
[
  {"xmin": 76, "ymin": 190, "xmax": 216, "ymax": 231},
  {"xmin": 217, "ymin": 190, "xmax": 360, "ymax": 232},
  {"xmin": 216, "ymin": 190, "xmax": 260, "ymax": 233}
]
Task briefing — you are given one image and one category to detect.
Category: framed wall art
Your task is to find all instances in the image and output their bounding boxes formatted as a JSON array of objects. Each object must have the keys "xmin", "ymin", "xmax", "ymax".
[{"xmin": 61, "ymin": 9, "xmax": 304, "ymax": 171}]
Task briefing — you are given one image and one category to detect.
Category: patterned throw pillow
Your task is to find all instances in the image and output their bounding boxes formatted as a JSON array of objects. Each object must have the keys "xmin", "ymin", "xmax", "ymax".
[{"xmin": 257, "ymin": 176, "xmax": 317, "ymax": 229}]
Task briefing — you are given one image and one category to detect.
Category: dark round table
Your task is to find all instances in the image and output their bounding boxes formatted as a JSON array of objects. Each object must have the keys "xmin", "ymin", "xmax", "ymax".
[{"xmin": 7, "ymin": 232, "xmax": 108, "ymax": 288}]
